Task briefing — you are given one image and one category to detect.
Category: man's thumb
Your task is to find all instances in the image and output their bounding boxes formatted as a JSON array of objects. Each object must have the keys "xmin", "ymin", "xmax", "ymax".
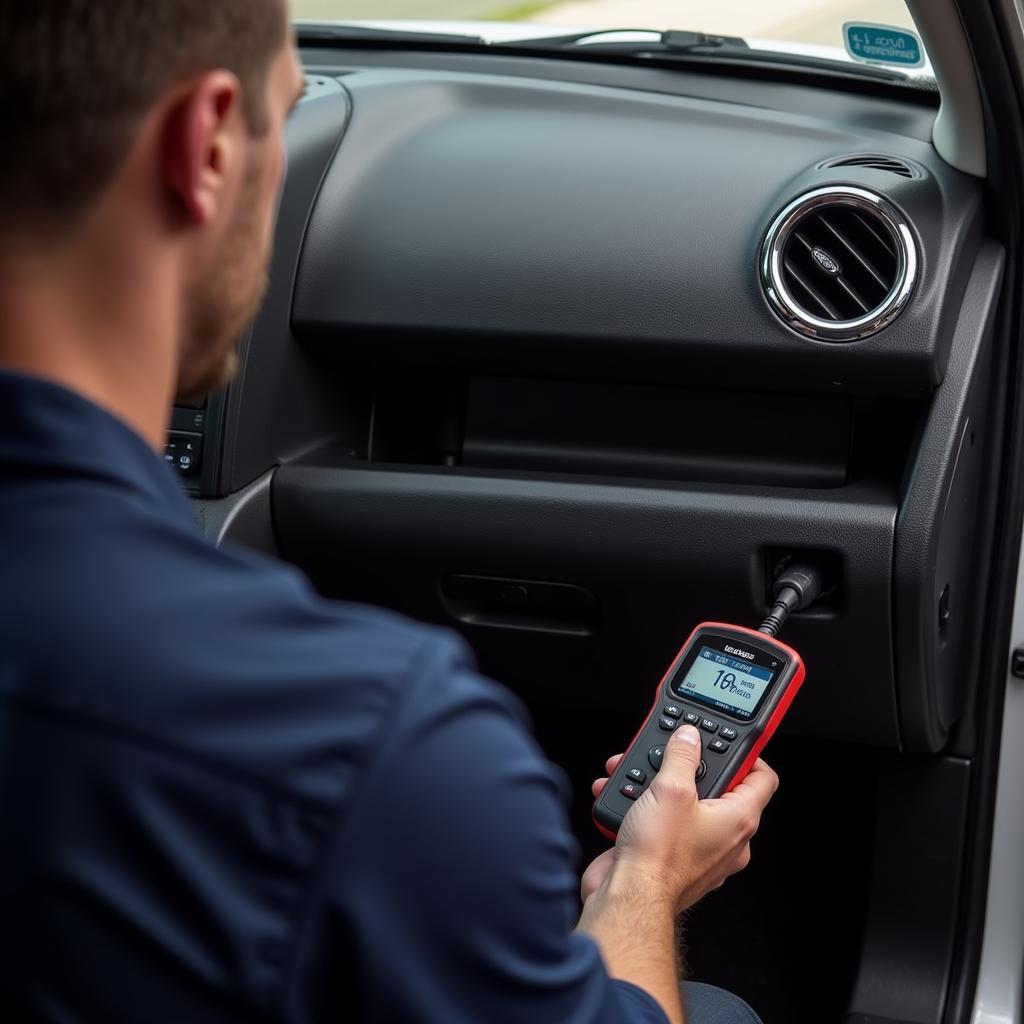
[{"xmin": 659, "ymin": 724, "xmax": 702, "ymax": 791}]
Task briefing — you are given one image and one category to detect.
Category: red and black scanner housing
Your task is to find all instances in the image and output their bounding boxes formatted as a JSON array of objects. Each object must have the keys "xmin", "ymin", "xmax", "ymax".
[{"xmin": 593, "ymin": 622, "xmax": 805, "ymax": 839}]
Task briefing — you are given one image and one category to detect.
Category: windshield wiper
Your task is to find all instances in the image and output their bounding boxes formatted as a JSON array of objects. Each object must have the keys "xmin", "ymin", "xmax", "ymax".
[
  {"xmin": 295, "ymin": 22, "xmax": 485, "ymax": 46},
  {"xmin": 501, "ymin": 27, "xmax": 911, "ymax": 82},
  {"xmin": 508, "ymin": 29, "xmax": 748, "ymax": 54}
]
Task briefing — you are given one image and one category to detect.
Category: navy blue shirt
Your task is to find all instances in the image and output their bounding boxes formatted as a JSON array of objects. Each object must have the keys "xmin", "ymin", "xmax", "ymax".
[{"xmin": 0, "ymin": 371, "xmax": 667, "ymax": 1024}]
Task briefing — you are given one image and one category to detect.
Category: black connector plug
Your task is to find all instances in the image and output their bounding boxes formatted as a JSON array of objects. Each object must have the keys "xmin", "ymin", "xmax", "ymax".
[{"xmin": 758, "ymin": 562, "xmax": 825, "ymax": 637}]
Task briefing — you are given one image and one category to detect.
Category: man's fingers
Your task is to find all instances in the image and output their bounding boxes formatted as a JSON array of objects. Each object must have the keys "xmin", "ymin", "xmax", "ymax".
[
  {"xmin": 591, "ymin": 753, "xmax": 625, "ymax": 796},
  {"xmin": 651, "ymin": 724, "xmax": 702, "ymax": 797},
  {"xmin": 719, "ymin": 759, "xmax": 779, "ymax": 813}
]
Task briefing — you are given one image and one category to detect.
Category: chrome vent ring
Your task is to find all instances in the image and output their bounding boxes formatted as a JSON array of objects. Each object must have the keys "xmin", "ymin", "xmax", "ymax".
[{"xmin": 759, "ymin": 186, "xmax": 918, "ymax": 342}]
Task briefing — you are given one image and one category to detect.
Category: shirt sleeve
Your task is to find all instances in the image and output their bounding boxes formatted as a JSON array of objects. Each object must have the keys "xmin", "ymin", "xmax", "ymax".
[{"xmin": 291, "ymin": 636, "xmax": 670, "ymax": 1024}]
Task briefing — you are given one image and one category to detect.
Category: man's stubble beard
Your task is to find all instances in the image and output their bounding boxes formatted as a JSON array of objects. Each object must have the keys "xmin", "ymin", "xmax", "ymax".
[{"xmin": 175, "ymin": 153, "xmax": 272, "ymax": 405}]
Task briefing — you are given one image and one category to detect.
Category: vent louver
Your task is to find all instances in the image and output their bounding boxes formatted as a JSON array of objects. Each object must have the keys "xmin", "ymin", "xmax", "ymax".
[
  {"xmin": 759, "ymin": 186, "xmax": 918, "ymax": 342},
  {"xmin": 821, "ymin": 154, "xmax": 917, "ymax": 178}
]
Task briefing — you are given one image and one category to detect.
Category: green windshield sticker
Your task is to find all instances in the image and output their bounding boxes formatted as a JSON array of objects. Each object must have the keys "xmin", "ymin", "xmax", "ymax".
[{"xmin": 843, "ymin": 22, "xmax": 923, "ymax": 68}]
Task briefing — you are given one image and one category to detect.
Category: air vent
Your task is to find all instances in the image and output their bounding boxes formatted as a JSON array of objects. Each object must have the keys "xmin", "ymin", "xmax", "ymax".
[
  {"xmin": 821, "ymin": 154, "xmax": 917, "ymax": 178},
  {"xmin": 759, "ymin": 186, "xmax": 918, "ymax": 342}
]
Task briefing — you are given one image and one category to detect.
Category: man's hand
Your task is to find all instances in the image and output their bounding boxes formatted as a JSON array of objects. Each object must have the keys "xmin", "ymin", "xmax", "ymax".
[
  {"xmin": 577, "ymin": 725, "xmax": 779, "ymax": 1024},
  {"xmin": 588, "ymin": 725, "xmax": 778, "ymax": 911}
]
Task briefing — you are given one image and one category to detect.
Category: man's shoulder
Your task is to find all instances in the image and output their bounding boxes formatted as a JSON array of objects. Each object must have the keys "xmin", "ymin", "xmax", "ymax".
[
  {"xmin": 11, "ymin": 489, "xmax": 452, "ymax": 669},
  {"xmin": 4, "ymin": 500, "xmax": 483, "ymax": 808}
]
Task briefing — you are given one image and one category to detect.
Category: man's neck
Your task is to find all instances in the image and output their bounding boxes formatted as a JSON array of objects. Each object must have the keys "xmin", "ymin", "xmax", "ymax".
[{"xmin": 0, "ymin": 234, "xmax": 179, "ymax": 452}]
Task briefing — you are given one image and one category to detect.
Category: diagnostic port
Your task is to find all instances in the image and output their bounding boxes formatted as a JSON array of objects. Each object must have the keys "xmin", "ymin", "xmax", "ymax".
[{"xmin": 761, "ymin": 549, "xmax": 843, "ymax": 616}]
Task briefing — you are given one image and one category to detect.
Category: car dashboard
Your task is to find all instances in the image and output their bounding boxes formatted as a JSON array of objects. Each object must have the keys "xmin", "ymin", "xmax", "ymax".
[
  {"xmin": 168, "ymin": 40, "xmax": 1008, "ymax": 1024},
  {"xmin": 182, "ymin": 50, "xmax": 996, "ymax": 752}
]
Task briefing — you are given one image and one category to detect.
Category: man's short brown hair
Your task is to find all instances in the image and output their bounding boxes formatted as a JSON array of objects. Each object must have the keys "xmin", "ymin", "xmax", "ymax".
[{"xmin": 0, "ymin": 0, "xmax": 287, "ymax": 234}]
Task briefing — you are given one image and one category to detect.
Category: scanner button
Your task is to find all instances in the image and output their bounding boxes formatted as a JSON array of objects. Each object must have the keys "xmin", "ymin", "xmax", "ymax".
[
  {"xmin": 663, "ymin": 704, "xmax": 683, "ymax": 719},
  {"xmin": 696, "ymin": 759, "xmax": 707, "ymax": 782},
  {"xmin": 683, "ymin": 711, "xmax": 701, "ymax": 726},
  {"xmin": 620, "ymin": 782, "xmax": 642, "ymax": 800},
  {"xmin": 648, "ymin": 745, "xmax": 665, "ymax": 770},
  {"xmin": 700, "ymin": 718, "xmax": 719, "ymax": 734},
  {"xmin": 708, "ymin": 738, "xmax": 729, "ymax": 754},
  {"xmin": 720, "ymin": 727, "xmax": 738, "ymax": 742},
  {"xmin": 626, "ymin": 768, "xmax": 647, "ymax": 785},
  {"xmin": 658, "ymin": 716, "xmax": 678, "ymax": 732}
]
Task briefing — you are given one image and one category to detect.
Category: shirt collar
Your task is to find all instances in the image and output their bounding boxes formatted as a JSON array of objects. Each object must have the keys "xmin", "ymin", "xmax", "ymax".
[{"xmin": 0, "ymin": 369, "xmax": 194, "ymax": 519}]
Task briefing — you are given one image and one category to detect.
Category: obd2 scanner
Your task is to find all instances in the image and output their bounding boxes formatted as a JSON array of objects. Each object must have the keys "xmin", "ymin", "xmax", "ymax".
[{"xmin": 594, "ymin": 562, "xmax": 822, "ymax": 839}]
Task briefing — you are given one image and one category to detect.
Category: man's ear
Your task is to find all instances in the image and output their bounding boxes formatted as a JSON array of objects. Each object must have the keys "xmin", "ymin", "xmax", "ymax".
[{"xmin": 162, "ymin": 71, "xmax": 245, "ymax": 226}]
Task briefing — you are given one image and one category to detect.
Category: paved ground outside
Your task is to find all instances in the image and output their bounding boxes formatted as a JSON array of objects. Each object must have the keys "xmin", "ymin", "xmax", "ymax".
[{"xmin": 291, "ymin": 0, "xmax": 915, "ymax": 49}]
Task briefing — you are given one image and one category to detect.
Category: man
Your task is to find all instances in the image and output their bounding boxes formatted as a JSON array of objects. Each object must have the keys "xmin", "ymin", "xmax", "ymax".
[{"xmin": 0, "ymin": 3, "xmax": 777, "ymax": 1022}]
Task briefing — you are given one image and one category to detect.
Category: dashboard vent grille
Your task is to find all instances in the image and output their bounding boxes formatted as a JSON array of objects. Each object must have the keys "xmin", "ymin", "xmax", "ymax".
[
  {"xmin": 821, "ymin": 154, "xmax": 916, "ymax": 178},
  {"xmin": 760, "ymin": 186, "xmax": 918, "ymax": 342},
  {"xmin": 784, "ymin": 207, "xmax": 897, "ymax": 320}
]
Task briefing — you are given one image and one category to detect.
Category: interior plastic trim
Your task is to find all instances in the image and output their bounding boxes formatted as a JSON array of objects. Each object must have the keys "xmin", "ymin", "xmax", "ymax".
[
  {"xmin": 971, "ymin": 549, "xmax": 1024, "ymax": 1024},
  {"xmin": 273, "ymin": 462, "xmax": 900, "ymax": 745},
  {"xmin": 907, "ymin": 0, "xmax": 987, "ymax": 176}
]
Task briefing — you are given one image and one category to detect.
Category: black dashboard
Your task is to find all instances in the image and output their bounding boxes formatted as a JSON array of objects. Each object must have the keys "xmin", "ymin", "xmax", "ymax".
[
  {"xmin": 294, "ymin": 63, "xmax": 980, "ymax": 395},
  {"xmin": 181, "ymin": 47, "xmax": 1002, "ymax": 761}
]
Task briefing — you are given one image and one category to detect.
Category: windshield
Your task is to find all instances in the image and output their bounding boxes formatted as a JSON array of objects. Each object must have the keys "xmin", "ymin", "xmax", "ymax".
[{"xmin": 292, "ymin": 1, "xmax": 931, "ymax": 80}]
